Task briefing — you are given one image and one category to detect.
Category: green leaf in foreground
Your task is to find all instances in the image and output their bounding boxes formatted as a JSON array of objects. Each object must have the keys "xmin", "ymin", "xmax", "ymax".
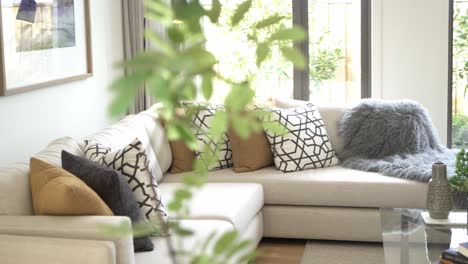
[
  {"xmin": 224, "ymin": 84, "xmax": 255, "ymax": 112},
  {"xmin": 225, "ymin": 240, "xmax": 252, "ymax": 259},
  {"xmin": 231, "ymin": 0, "xmax": 252, "ymax": 26},
  {"xmin": 255, "ymin": 14, "xmax": 285, "ymax": 29},
  {"xmin": 270, "ymin": 27, "xmax": 307, "ymax": 42},
  {"xmin": 206, "ymin": 0, "xmax": 222, "ymax": 23},
  {"xmin": 256, "ymin": 43, "xmax": 270, "ymax": 67},
  {"xmin": 169, "ymin": 46, "xmax": 217, "ymax": 73},
  {"xmin": 214, "ymin": 231, "xmax": 238, "ymax": 254},
  {"xmin": 210, "ymin": 110, "xmax": 228, "ymax": 139},
  {"xmin": 232, "ymin": 115, "xmax": 252, "ymax": 139},
  {"xmin": 201, "ymin": 73, "xmax": 214, "ymax": 100},
  {"xmin": 280, "ymin": 46, "xmax": 306, "ymax": 69},
  {"xmin": 145, "ymin": 28, "xmax": 174, "ymax": 55}
]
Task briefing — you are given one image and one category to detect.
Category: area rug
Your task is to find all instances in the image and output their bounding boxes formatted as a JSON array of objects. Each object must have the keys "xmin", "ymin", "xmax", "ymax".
[{"xmin": 301, "ymin": 240, "xmax": 384, "ymax": 264}]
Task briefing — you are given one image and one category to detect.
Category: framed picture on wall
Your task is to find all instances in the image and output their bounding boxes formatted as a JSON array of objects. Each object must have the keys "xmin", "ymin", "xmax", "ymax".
[{"xmin": 0, "ymin": 0, "xmax": 92, "ymax": 96}]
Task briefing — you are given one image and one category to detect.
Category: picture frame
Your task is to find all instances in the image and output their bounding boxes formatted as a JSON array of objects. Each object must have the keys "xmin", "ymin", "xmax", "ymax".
[{"xmin": 0, "ymin": 0, "xmax": 93, "ymax": 96}]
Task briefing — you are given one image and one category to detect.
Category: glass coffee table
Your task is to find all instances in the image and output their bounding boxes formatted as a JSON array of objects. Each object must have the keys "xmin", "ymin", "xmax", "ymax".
[{"xmin": 380, "ymin": 208, "xmax": 467, "ymax": 264}]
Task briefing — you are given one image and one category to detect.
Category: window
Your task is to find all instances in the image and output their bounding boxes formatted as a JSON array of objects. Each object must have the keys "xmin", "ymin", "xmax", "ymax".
[
  {"xmin": 203, "ymin": 0, "xmax": 371, "ymax": 104},
  {"xmin": 308, "ymin": 0, "xmax": 363, "ymax": 104},
  {"xmin": 450, "ymin": 0, "xmax": 468, "ymax": 148}
]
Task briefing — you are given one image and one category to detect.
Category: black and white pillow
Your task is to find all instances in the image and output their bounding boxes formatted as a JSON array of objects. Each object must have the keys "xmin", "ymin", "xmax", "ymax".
[
  {"xmin": 262, "ymin": 103, "xmax": 339, "ymax": 172},
  {"xmin": 83, "ymin": 138, "xmax": 167, "ymax": 221},
  {"xmin": 184, "ymin": 103, "xmax": 233, "ymax": 170}
]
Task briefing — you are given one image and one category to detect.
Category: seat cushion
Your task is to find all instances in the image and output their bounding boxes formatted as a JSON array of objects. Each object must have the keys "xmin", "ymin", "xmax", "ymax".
[
  {"xmin": 135, "ymin": 220, "xmax": 234, "ymax": 264},
  {"xmin": 159, "ymin": 183, "xmax": 263, "ymax": 233},
  {"xmin": 162, "ymin": 166, "xmax": 427, "ymax": 208},
  {"xmin": 135, "ymin": 214, "xmax": 263, "ymax": 264}
]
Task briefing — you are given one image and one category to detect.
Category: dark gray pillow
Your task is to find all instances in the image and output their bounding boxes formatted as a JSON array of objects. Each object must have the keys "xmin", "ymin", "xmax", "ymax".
[{"xmin": 61, "ymin": 151, "xmax": 154, "ymax": 252}]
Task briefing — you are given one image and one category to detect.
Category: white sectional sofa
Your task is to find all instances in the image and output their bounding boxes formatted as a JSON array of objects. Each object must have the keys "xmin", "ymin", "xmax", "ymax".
[{"xmin": 0, "ymin": 99, "xmax": 428, "ymax": 264}]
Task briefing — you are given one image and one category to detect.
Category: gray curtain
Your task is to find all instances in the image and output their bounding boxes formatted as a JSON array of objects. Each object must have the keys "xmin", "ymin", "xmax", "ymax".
[{"xmin": 122, "ymin": 0, "xmax": 165, "ymax": 114}]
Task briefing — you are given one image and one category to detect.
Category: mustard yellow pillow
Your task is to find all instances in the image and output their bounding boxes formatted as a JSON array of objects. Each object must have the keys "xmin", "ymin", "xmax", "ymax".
[
  {"xmin": 29, "ymin": 158, "xmax": 113, "ymax": 216},
  {"xmin": 228, "ymin": 128, "xmax": 274, "ymax": 173}
]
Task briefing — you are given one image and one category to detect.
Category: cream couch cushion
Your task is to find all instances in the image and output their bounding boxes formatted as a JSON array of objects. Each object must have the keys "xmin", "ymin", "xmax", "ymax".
[
  {"xmin": 0, "ymin": 215, "xmax": 134, "ymax": 264},
  {"xmin": 163, "ymin": 166, "xmax": 427, "ymax": 209},
  {"xmin": 135, "ymin": 220, "xmax": 233, "ymax": 264},
  {"xmin": 0, "ymin": 235, "xmax": 117, "ymax": 264},
  {"xmin": 135, "ymin": 214, "xmax": 263, "ymax": 264},
  {"xmin": 0, "ymin": 137, "xmax": 83, "ymax": 216},
  {"xmin": 138, "ymin": 107, "xmax": 172, "ymax": 173},
  {"xmin": 160, "ymin": 183, "xmax": 263, "ymax": 233}
]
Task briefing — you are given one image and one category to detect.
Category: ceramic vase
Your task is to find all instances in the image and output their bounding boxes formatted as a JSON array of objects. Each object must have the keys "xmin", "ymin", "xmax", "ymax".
[{"xmin": 426, "ymin": 162, "xmax": 453, "ymax": 219}]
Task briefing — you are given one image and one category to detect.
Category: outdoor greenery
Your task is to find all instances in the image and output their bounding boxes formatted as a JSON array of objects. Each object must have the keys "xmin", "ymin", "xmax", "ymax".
[
  {"xmin": 204, "ymin": 0, "xmax": 293, "ymax": 88},
  {"xmin": 451, "ymin": 149, "xmax": 468, "ymax": 192},
  {"xmin": 452, "ymin": 5, "xmax": 468, "ymax": 148},
  {"xmin": 452, "ymin": 113, "xmax": 468, "ymax": 148},
  {"xmin": 454, "ymin": 8, "xmax": 468, "ymax": 95},
  {"xmin": 107, "ymin": 0, "xmax": 305, "ymax": 263},
  {"xmin": 309, "ymin": 32, "xmax": 345, "ymax": 85}
]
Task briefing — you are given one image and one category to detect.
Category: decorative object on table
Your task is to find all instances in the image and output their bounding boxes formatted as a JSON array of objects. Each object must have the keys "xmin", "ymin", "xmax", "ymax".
[
  {"xmin": 440, "ymin": 248, "xmax": 468, "ymax": 264},
  {"xmin": 0, "ymin": 0, "xmax": 92, "ymax": 96},
  {"xmin": 459, "ymin": 242, "xmax": 468, "ymax": 258},
  {"xmin": 337, "ymin": 99, "xmax": 455, "ymax": 182},
  {"xmin": 427, "ymin": 162, "xmax": 454, "ymax": 219},
  {"xmin": 421, "ymin": 211, "xmax": 468, "ymax": 226},
  {"xmin": 451, "ymin": 149, "xmax": 468, "ymax": 210}
]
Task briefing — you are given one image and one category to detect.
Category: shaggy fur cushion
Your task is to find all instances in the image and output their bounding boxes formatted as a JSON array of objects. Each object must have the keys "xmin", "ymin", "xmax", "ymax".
[{"xmin": 338, "ymin": 99, "xmax": 455, "ymax": 182}]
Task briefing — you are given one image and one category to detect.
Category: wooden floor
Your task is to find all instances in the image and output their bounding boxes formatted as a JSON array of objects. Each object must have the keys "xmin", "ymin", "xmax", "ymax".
[{"xmin": 254, "ymin": 238, "xmax": 306, "ymax": 264}]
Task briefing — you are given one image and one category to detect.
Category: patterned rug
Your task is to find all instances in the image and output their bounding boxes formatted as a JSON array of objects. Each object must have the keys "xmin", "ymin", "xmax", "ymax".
[{"xmin": 301, "ymin": 240, "xmax": 385, "ymax": 264}]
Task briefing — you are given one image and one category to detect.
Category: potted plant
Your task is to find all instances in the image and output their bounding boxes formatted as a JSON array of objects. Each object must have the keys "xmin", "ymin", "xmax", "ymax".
[
  {"xmin": 450, "ymin": 149, "xmax": 468, "ymax": 209},
  {"xmin": 309, "ymin": 32, "xmax": 344, "ymax": 90}
]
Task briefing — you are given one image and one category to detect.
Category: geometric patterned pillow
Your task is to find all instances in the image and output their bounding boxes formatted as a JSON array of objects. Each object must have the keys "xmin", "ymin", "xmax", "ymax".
[
  {"xmin": 261, "ymin": 103, "xmax": 339, "ymax": 172},
  {"xmin": 184, "ymin": 102, "xmax": 233, "ymax": 170},
  {"xmin": 82, "ymin": 138, "xmax": 167, "ymax": 221}
]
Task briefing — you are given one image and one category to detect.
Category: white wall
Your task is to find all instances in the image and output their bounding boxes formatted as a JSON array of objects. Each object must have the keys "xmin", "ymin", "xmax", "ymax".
[
  {"xmin": 372, "ymin": 0, "xmax": 450, "ymax": 145},
  {"xmin": 0, "ymin": 0, "xmax": 123, "ymax": 166}
]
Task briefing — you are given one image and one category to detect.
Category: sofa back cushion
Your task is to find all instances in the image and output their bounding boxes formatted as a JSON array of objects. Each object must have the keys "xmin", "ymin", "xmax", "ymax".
[
  {"xmin": 81, "ymin": 114, "xmax": 168, "ymax": 181},
  {"xmin": 138, "ymin": 107, "xmax": 172, "ymax": 174},
  {"xmin": 0, "ymin": 137, "xmax": 84, "ymax": 216},
  {"xmin": 275, "ymin": 98, "xmax": 346, "ymax": 156}
]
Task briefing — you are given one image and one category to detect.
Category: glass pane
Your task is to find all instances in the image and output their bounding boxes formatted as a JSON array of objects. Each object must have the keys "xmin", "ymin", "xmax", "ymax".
[
  {"xmin": 452, "ymin": 1, "xmax": 468, "ymax": 148},
  {"xmin": 203, "ymin": 0, "xmax": 293, "ymax": 103},
  {"xmin": 380, "ymin": 208, "xmax": 468, "ymax": 264},
  {"xmin": 308, "ymin": 0, "xmax": 361, "ymax": 105}
]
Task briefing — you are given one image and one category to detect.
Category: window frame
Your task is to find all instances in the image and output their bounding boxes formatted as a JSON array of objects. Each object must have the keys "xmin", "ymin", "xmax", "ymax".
[
  {"xmin": 292, "ymin": 0, "xmax": 372, "ymax": 101},
  {"xmin": 448, "ymin": 0, "xmax": 455, "ymax": 148}
]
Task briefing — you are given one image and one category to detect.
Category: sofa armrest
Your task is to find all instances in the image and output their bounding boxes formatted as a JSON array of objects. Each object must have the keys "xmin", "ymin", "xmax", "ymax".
[
  {"xmin": 0, "ymin": 216, "xmax": 134, "ymax": 264},
  {"xmin": 0, "ymin": 234, "xmax": 116, "ymax": 264}
]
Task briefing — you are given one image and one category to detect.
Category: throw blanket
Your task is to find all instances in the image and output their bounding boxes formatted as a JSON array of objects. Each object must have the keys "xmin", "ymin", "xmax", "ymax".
[{"xmin": 338, "ymin": 99, "xmax": 455, "ymax": 182}]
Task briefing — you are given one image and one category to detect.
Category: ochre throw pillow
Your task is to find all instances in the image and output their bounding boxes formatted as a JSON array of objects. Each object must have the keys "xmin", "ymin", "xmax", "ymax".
[
  {"xmin": 29, "ymin": 158, "xmax": 113, "ymax": 216},
  {"xmin": 228, "ymin": 128, "xmax": 274, "ymax": 173},
  {"xmin": 169, "ymin": 140, "xmax": 195, "ymax": 173}
]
